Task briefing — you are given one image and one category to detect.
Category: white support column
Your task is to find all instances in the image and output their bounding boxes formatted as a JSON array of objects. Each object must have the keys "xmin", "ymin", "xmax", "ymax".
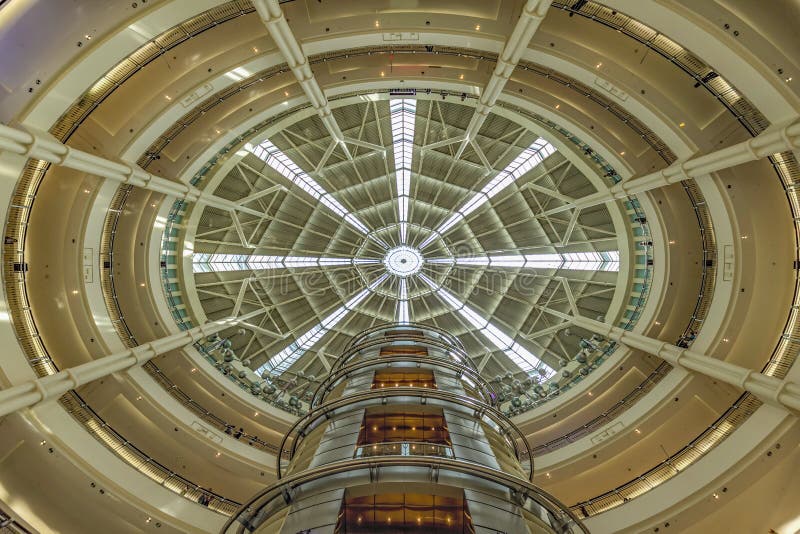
[
  {"xmin": 0, "ymin": 309, "xmax": 265, "ymax": 417},
  {"xmin": 570, "ymin": 315, "xmax": 800, "ymax": 414},
  {"xmin": 253, "ymin": 0, "xmax": 353, "ymax": 159},
  {"xmin": 544, "ymin": 117, "xmax": 800, "ymax": 216},
  {"xmin": 0, "ymin": 123, "xmax": 263, "ymax": 217},
  {"xmin": 432, "ymin": 0, "xmax": 552, "ymax": 160}
]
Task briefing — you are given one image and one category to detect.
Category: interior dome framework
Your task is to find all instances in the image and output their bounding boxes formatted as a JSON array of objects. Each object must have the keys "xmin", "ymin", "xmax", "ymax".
[
  {"xmin": 0, "ymin": 0, "xmax": 798, "ymax": 533},
  {"xmin": 182, "ymin": 96, "xmax": 629, "ymax": 399}
]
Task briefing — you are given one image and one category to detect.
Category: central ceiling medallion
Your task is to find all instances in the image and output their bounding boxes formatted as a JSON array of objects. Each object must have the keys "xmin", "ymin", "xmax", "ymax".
[{"xmin": 383, "ymin": 245, "xmax": 424, "ymax": 277}]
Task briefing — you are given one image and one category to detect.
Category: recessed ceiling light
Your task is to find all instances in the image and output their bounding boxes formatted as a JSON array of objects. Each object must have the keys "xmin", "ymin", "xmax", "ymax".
[{"xmin": 475, "ymin": 24, "xmax": 481, "ymax": 31}]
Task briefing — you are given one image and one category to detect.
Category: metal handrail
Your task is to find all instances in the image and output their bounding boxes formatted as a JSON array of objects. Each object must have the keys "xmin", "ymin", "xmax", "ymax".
[
  {"xmin": 278, "ymin": 388, "xmax": 534, "ymax": 481},
  {"xmin": 311, "ymin": 354, "xmax": 497, "ymax": 407},
  {"xmin": 345, "ymin": 321, "xmax": 466, "ymax": 352},
  {"xmin": 220, "ymin": 456, "xmax": 588, "ymax": 534},
  {"xmin": 334, "ymin": 335, "xmax": 475, "ymax": 372},
  {"xmin": 354, "ymin": 441, "xmax": 455, "ymax": 459}
]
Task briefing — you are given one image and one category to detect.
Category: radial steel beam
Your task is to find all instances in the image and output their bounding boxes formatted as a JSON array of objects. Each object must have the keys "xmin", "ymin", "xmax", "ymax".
[
  {"xmin": 253, "ymin": 0, "xmax": 354, "ymax": 159},
  {"xmin": 567, "ymin": 314, "xmax": 800, "ymax": 414},
  {"xmin": 426, "ymin": 0, "xmax": 552, "ymax": 160},
  {"xmin": 0, "ymin": 123, "xmax": 263, "ymax": 217},
  {"xmin": 543, "ymin": 116, "xmax": 800, "ymax": 216},
  {"xmin": 0, "ymin": 309, "xmax": 266, "ymax": 417}
]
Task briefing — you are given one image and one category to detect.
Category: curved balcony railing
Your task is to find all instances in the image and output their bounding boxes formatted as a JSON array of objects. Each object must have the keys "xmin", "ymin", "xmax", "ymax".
[
  {"xmin": 311, "ymin": 354, "xmax": 497, "ymax": 408},
  {"xmin": 220, "ymin": 457, "xmax": 588, "ymax": 534},
  {"xmin": 279, "ymin": 388, "xmax": 533, "ymax": 481},
  {"xmin": 334, "ymin": 335, "xmax": 475, "ymax": 372},
  {"xmin": 354, "ymin": 441, "xmax": 454, "ymax": 460},
  {"xmin": 345, "ymin": 322, "xmax": 466, "ymax": 352}
]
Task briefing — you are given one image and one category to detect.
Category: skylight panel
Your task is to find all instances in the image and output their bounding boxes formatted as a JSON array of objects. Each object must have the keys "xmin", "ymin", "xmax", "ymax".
[
  {"xmin": 396, "ymin": 300, "xmax": 410, "ymax": 324},
  {"xmin": 317, "ymin": 258, "xmax": 353, "ymax": 266},
  {"xmin": 259, "ymin": 275, "xmax": 387, "ymax": 375},
  {"xmin": 455, "ymin": 256, "xmax": 491, "ymax": 266},
  {"xmin": 418, "ymin": 274, "xmax": 552, "ymax": 375},
  {"xmin": 249, "ymin": 140, "xmax": 374, "ymax": 238},
  {"xmin": 390, "ymin": 99, "xmax": 417, "ymax": 243},
  {"xmin": 280, "ymin": 257, "xmax": 311, "ymax": 267},
  {"xmin": 192, "ymin": 253, "xmax": 355, "ymax": 273},
  {"xmin": 443, "ymin": 252, "xmax": 623, "ymax": 272},
  {"xmin": 396, "ymin": 278, "xmax": 410, "ymax": 324},
  {"xmin": 419, "ymin": 138, "xmax": 555, "ymax": 249}
]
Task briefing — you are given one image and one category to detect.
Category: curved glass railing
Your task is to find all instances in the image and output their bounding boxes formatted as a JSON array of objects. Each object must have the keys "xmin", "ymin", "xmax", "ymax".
[
  {"xmin": 334, "ymin": 335, "xmax": 474, "ymax": 372},
  {"xmin": 312, "ymin": 355, "xmax": 496, "ymax": 407},
  {"xmin": 279, "ymin": 388, "xmax": 533, "ymax": 480},
  {"xmin": 546, "ymin": 0, "xmax": 798, "ymax": 517},
  {"xmin": 354, "ymin": 441, "xmax": 454, "ymax": 459},
  {"xmin": 345, "ymin": 321, "xmax": 466, "ymax": 352},
  {"xmin": 220, "ymin": 457, "xmax": 588, "ymax": 534}
]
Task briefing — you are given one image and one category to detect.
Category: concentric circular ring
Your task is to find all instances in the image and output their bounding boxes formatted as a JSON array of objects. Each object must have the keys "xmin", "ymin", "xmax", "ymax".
[{"xmin": 383, "ymin": 245, "xmax": 423, "ymax": 277}]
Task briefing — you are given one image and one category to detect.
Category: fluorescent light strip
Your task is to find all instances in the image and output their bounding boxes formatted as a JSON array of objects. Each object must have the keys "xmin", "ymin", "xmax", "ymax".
[
  {"xmin": 192, "ymin": 253, "xmax": 354, "ymax": 273},
  {"xmin": 418, "ymin": 274, "xmax": 554, "ymax": 376},
  {"xmin": 224, "ymin": 67, "xmax": 251, "ymax": 81},
  {"xmin": 419, "ymin": 138, "xmax": 555, "ymax": 249},
  {"xmin": 390, "ymin": 99, "xmax": 417, "ymax": 243},
  {"xmin": 451, "ymin": 251, "xmax": 620, "ymax": 272},
  {"xmin": 258, "ymin": 274, "xmax": 388, "ymax": 374},
  {"xmin": 249, "ymin": 140, "xmax": 373, "ymax": 236}
]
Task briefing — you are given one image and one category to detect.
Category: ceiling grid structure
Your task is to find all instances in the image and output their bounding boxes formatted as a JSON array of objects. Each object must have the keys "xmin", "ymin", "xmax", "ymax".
[{"xmin": 0, "ymin": 0, "xmax": 799, "ymax": 533}]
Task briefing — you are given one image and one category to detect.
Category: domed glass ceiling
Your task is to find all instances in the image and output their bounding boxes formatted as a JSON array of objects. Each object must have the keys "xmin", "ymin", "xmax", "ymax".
[{"xmin": 185, "ymin": 96, "xmax": 623, "ymax": 391}]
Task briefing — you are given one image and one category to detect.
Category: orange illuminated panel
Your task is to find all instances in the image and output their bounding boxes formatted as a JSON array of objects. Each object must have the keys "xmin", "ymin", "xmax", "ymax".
[
  {"xmin": 372, "ymin": 369, "xmax": 436, "ymax": 389},
  {"xmin": 335, "ymin": 493, "xmax": 472, "ymax": 533},
  {"xmin": 357, "ymin": 407, "xmax": 450, "ymax": 446},
  {"xmin": 379, "ymin": 345, "xmax": 429, "ymax": 357},
  {"xmin": 384, "ymin": 329, "xmax": 424, "ymax": 339}
]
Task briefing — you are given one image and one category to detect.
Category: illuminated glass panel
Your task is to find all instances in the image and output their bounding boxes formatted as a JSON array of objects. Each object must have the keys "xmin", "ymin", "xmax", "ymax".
[
  {"xmin": 396, "ymin": 278, "xmax": 409, "ymax": 324},
  {"xmin": 419, "ymin": 274, "xmax": 554, "ymax": 376},
  {"xmin": 191, "ymin": 253, "xmax": 369, "ymax": 273},
  {"xmin": 257, "ymin": 274, "xmax": 388, "ymax": 374},
  {"xmin": 419, "ymin": 138, "xmax": 556, "ymax": 248},
  {"xmin": 450, "ymin": 252, "xmax": 620, "ymax": 272},
  {"xmin": 390, "ymin": 99, "xmax": 417, "ymax": 243},
  {"xmin": 249, "ymin": 140, "xmax": 373, "ymax": 235}
]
